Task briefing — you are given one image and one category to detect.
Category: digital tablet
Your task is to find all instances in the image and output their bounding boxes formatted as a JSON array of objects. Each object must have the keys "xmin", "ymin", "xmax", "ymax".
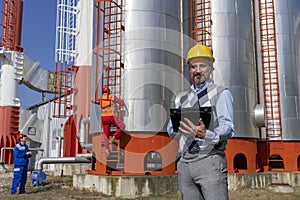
[{"xmin": 170, "ymin": 107, "xmax": 211, "ymax": 132}]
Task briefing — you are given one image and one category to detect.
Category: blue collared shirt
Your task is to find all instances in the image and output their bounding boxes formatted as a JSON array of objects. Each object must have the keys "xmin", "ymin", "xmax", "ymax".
[{"xmin": 167, "ymin": 81, "xmax": 234, "ymax": 148}]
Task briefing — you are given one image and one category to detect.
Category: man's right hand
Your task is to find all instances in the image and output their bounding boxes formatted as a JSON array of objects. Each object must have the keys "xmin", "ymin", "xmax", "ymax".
[{"xmin": 26, "ymin": 151, "xmax": 32, "ymax": 155}]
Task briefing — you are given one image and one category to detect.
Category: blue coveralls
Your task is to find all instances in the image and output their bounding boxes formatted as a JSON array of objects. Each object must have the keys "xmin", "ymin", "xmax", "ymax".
[{"xmin": 10, "ymin": 142, "xmax": 31, "ymax": 194}]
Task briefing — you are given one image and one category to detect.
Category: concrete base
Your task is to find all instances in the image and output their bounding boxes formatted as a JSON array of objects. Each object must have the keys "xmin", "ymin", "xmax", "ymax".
[
  {"xmin": 268, "ymin": 184, "xmax": 294, "ymax": 193},
  {"xmin": 73, "ymin": 174, "xmax": 179, "ymax": 198},
  {"xmin": 73, "ymin": 172, "xmax": 300, "ymax": 198},
  {"xmin": 53, "ymin": 163, "xmax": 90, "ymax": 176},
  {"xmin": 228, "ymin": 172, "xmax": 300, "ymax": 190}
]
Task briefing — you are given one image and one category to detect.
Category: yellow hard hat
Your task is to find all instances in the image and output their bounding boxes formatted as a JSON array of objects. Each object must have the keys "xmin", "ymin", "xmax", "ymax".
[{"xmin": 186, "ymin": 44, "xmax": 215, "ymax": 64}]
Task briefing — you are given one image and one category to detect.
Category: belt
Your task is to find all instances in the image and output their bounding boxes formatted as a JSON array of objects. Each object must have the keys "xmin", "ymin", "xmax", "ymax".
[{"xmin": 185, "ymin": 140, "xmax": 224, "ymax": 155}]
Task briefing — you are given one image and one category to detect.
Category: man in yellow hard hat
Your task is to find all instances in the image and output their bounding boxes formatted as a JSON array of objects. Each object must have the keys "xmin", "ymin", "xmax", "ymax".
[{"xmin": 167, "ymin": 44, "xmax": 234, "ymax": 200}]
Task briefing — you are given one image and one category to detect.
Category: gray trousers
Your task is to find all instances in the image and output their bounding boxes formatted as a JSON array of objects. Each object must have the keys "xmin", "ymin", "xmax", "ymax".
[{"xmin": 177, "ymin": 154, "xmax": 228, "ymax": 200}]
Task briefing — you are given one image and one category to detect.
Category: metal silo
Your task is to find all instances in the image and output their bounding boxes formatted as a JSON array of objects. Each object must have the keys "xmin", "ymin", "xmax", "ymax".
[
  {"xmin": 123, "ymin": 0, "xmax": 183, "ymax": 132},
  {"xmin": 272, "ymin": 0, "xmax": 300, "ymax": 140},
  {"xmin": 211, "ymin": 0, "xmax": 258, "ymax": 138}
]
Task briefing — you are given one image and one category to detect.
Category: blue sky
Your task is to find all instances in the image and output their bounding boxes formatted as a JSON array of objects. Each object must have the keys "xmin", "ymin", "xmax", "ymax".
[{"xmin": 19, "ymin": 0, "xmax": 57, "ymax": 107}]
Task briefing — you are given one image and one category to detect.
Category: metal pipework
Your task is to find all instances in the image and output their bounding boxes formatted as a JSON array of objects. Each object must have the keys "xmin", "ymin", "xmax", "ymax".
[
  {"xmin": 0, "ymin": 147, "xmax": 13, "ymax": 164},
  {"xmin": 0, "ymin": 147, "xmax": 44, "ymax": 163},
  {"xmin": 56, "ymin": 136, "xmax": 63, "ymax": 157},
  {"xmin": 77, "ymin": 117, "xmax": 92, "ymax": 151},
  {"xmin": 35, "ymin": 154, "xmax": 92, "ymax": 171}
]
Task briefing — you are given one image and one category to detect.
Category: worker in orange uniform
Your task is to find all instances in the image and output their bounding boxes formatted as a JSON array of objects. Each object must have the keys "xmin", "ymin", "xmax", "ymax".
[{"xmin": 100, "ymin": 87, "xmax": 125, "ymax": 153}]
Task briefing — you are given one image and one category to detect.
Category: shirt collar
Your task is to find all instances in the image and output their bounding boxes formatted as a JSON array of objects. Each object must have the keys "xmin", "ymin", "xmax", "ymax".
[{"xmin": 191, "ymin": 80, "xmax": 212, "ymax": 92}]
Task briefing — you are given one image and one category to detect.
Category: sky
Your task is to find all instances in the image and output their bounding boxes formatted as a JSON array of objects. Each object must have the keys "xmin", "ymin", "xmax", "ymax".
[{"xmin": 19, "ymin": 0, "xmax": 57, "ymax": 107}]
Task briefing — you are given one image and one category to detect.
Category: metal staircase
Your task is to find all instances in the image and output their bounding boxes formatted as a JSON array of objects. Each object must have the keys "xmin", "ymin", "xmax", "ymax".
[
  {"xmin": 94, "ymin": 0, "xmax": 124, "ymax": 99},
  {"xmin": 190, "ymin": 0, "xmax": 212, "ymax": 48}
]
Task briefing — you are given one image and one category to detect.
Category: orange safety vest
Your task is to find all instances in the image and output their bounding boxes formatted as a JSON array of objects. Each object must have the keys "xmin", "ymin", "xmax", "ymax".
[{"xmin": 100, "ymin": 94, "xmax": 116, "ymax": 116}]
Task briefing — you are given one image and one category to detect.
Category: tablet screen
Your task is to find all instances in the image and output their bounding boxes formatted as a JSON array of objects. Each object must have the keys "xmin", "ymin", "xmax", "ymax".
[{"xmin": 170, "ymin": 107, "xmax": 211, "ymax": 132}]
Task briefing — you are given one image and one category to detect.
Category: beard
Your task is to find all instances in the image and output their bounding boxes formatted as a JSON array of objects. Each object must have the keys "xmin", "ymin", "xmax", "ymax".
[{"xmin": 193, "ymin": 72, "xmax": 205, "ymax": 85}]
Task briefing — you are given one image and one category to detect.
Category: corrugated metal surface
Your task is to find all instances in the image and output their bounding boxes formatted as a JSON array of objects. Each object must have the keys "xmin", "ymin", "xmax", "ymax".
[
  {"xmin": 211, "ymin": 0, "xmax": 258, "ymax": 138},
  {"xmin": 272, "ymin": 0, "xmax": 300, "ymax": 140},
  {"xmin": 122, "ymin": 0, "xmax": 184, "ymax": 132}
]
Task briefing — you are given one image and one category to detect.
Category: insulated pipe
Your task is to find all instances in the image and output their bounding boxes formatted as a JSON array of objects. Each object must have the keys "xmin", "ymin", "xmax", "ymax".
[
  {"xmin": 35, "ymin": 156, "xmax": 91, "ymax": 171},
  {"xmin": 254, "ymin": 104, "xmax": 265, "ymax": 128},
  {"xmin": 76, "ymin": 153, "xmax": 93, "ymax": 158},
  {"xmin": 0, "ymin": 147, "xmax": 44, "ymax": 163},
  {"xmin": 77, "ymin": 117, "xmax": 92, "ymax": 151}
]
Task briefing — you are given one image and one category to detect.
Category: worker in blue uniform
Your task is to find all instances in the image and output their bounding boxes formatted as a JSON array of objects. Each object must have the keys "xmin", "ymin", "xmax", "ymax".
[{"xmin": 10, "ymin": 134, "xmax": 32, "ymax": 194}]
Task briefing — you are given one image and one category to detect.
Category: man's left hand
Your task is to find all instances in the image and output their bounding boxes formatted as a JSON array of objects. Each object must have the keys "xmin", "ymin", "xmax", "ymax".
[{"xmin": 179, "ymin": 118, "xmax": 206, "ymax": 139}]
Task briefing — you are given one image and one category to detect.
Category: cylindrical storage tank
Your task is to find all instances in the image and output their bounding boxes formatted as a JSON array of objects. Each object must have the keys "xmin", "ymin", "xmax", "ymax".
[
  {"xmin": 89, "ymin": 0, "xmax": 184, "ymax": 175},
  {"xmin": 123, "ymin": 0, "xmax": 183, "ymax": 132},
  {"xmin": 272, "ymin": 0, "xmax": 300, "ymax": 140},
  {"xmin": 0, "ymin": 51, "xmax": 22, "ymax": 163},
  {"xmin": 211, "ymin": 0, "xmax": 258, "ymax": 138}
]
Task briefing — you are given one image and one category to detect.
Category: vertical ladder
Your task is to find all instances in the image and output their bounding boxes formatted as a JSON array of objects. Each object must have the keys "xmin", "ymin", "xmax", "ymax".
[
  {"xmin": 258, "ymin": 0, "xmax": 282, "ymax": 139},
  {"xmin": 53, "ymin": 0, "xmax": 78, "ymax": 118},
  {"xmin": 94, "ymin": 0, "xmax": 124, "ymax": 173},
  {"xmin": 101, "ymin": 0, "xmax": 124, "ymax": 98},
  {"xmin": 53, "ymin": 62, "xmax": 75, "ymax": 118},
  {"xmin": 190, "ymin": 0, "xmax": 212, "ymax": 48},
  {"xmin": 258, "ymin": 0, "xmax": 283, "ymax": 169}
]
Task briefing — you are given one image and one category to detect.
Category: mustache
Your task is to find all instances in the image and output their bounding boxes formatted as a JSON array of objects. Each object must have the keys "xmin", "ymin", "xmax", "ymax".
[{"xmin": 194, "ymin": 72, "xmax": 203, "ymax": 77}]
